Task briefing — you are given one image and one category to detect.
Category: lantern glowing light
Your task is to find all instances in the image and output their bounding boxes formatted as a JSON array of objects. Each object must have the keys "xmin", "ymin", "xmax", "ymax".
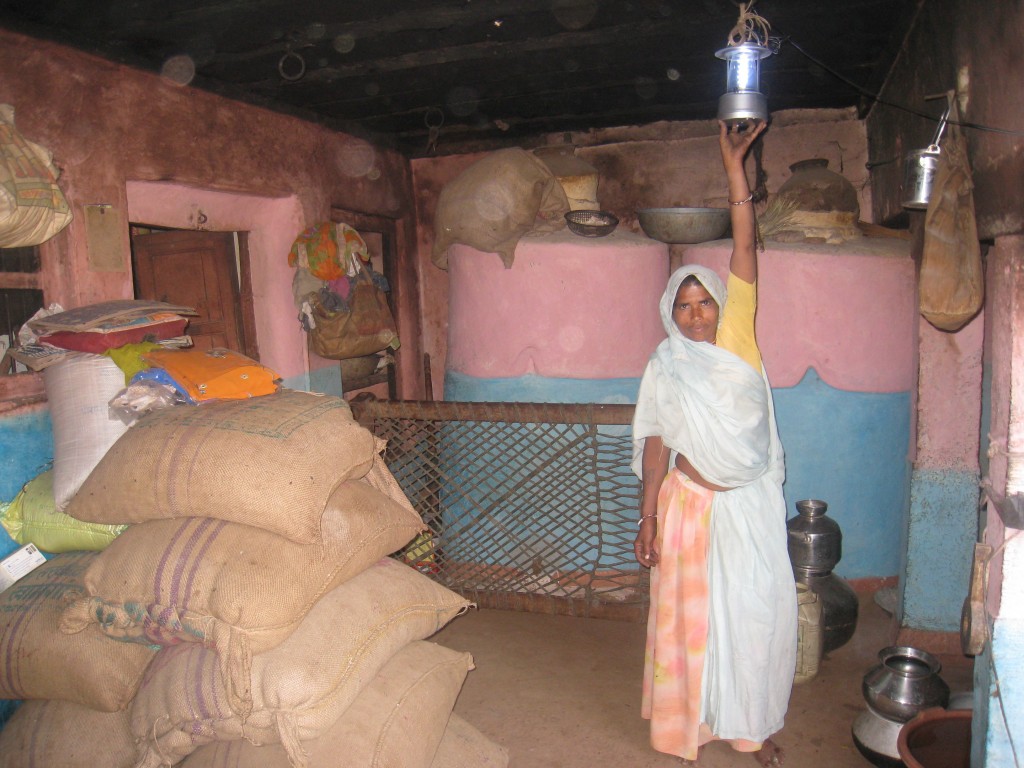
[{"xmin": 715, "ymin": 2, "xmax": 773, "ymax": 125}]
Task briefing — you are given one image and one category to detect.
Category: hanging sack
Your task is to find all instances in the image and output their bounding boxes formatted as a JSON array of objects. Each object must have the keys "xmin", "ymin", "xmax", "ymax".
[
  {"xmin": 0, "ymin": 104, "xmax": 72, "ymax": 247},
  {"xmin": 308, "ymin": 270, "xmax": 399, "ymax": 360},
  {"xmin": 919, "ymin": 100, "xmax": 984, "ymax": 331}
]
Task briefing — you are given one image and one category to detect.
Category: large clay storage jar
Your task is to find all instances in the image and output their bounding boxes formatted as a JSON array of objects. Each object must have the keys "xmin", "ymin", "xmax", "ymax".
[
  {"xmin": 772, "ymin": 158, "xmax": 861, "ymax": 244},
  {"xmin": 786, "ymin": 499, "xmax": 858, "ymax": 652}
]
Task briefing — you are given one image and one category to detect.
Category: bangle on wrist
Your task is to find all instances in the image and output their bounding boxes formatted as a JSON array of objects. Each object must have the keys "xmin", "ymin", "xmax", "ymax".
[
  {"xmin": 729, "ymin": 192, "xmax": 754, "ymax": 206},
  {"xmin": 638, "ymin": 514, "xmax": 657, "ymax": 526}
]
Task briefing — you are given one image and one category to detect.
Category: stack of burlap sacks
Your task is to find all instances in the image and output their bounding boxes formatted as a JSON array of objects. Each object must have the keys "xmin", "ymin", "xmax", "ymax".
[{"xmin": 0, "ymin": 389, "xmax": 509, "ymax": 767}]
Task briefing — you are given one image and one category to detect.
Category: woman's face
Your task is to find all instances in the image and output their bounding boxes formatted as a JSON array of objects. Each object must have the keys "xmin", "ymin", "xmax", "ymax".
[{"xmin": 672, "ymin": 281, "xmax": 719, "ymax": 343}]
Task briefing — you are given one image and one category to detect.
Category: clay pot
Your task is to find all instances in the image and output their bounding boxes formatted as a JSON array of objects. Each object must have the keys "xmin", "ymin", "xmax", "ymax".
[
  {"xmin": 897, "ymin": 707, "xmax": 971, "ymax": 768},
  {"xmin": 771, "ymin": 158, "xmax": 861, "ymax": 244}
]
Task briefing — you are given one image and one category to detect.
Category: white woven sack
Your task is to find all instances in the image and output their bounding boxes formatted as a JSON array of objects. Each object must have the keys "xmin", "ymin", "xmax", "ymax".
[{"xmin": 43, "ymin": 352, "xmax": 129, "ymax": 510}]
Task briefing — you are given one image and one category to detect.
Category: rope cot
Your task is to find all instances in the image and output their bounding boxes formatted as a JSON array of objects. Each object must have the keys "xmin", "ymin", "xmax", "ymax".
[{"xmin": 351, "ymin": 400, "xmax": 648, "ymax": 621}]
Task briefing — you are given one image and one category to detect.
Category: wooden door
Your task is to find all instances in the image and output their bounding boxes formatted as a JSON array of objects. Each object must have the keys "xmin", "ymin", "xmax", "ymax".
[{"xmin": 132, "ymin": 230, "xmax": 248, "ymax": 353}]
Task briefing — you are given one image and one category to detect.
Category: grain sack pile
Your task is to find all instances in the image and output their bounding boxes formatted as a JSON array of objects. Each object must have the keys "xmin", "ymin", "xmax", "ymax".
[{"xmin": 0, "ymin": 388, "xmax": 508, "ymax": 768}]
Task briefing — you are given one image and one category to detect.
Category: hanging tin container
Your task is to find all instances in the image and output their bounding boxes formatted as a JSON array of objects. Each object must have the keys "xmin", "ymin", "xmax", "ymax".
[
  {"xmin": 901, "ymin": 108, "xmax": 949, "ymax": 210},
  {"xmin": 901, "ymin": 145, "xmax": 942, "ymax": 210}
]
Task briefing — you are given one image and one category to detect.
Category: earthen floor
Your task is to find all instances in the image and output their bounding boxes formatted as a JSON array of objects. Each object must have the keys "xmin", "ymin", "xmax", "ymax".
[{"xmin": 432, "ymin": 592, "xmax": 974, "ymax": 768}]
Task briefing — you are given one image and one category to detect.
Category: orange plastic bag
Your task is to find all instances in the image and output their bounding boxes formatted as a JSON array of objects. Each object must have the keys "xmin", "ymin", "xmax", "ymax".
[{"xmin": 142, "ymin": 348, "xmax": 280, "ymax": 402}]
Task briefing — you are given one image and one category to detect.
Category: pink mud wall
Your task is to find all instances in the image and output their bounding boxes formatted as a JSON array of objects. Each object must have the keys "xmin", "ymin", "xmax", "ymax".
[
  {"xmin": 411, "ymin": 109, "xmax": 870, "ymax": 397},
  {"xmin": 0, "ymin": 28, "xmax": 419, "ymax": 392},
  {"xmin": 126, "ymin": 183, "xmax": 305, "ymax": 381},
  {"xmin": 676, "ymin": 239, "xmax": 915, "ymax": 392},
  {"xmin": 916, "ymin": 312, "xmax": 984, "ymax": 470},
  {"xmin": 447, "ymin": 231, "xmax": 668, "ymax": 379}
]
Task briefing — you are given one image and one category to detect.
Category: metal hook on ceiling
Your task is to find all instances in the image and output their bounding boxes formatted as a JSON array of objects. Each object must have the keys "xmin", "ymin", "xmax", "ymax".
[
  {"xmin": 278, "ymin": 50, "xmax": 306, "ymax": 82},
  {"xmin": 424, "ymin": 107, "xmax": 445, "ymax": 153}
]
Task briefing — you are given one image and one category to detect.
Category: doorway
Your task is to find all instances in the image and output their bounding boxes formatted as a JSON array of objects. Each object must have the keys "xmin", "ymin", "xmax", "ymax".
[{"xmin": 130, "ymin": 227, "xmax": 259, "ymax": 360}]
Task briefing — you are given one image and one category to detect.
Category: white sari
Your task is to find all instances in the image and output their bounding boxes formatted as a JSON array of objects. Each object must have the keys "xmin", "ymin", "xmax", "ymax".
[{"xmin": 632, "ymin": 265, "xmax": 796, "ymax": 744}]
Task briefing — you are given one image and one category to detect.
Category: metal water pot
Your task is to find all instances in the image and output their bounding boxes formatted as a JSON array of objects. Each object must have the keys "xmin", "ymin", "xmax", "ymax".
[
  {"xmin": 862, "ymin": 646, "xmax": 950, "ymax": 723},
  {"xmin": 787, "ymin": 499, "xmax": 857, "ymax": 652},
  {"xmin": 786, "ymin": 498, "xmax": 842, "ymax": 575},
  {"xmin": 799, "ymin": 570, "xmax": 858, "ymax": 652}
]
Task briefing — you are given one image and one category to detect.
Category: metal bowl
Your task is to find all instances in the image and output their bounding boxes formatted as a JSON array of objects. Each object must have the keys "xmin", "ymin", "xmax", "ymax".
[{"xmin": 638, "ymin": 207, "xmax": 730, "ymax": 244}]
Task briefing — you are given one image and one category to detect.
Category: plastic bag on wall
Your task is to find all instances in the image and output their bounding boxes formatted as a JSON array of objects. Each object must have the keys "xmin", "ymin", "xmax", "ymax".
[
  {"xmin": 919, "ymin": 101, "xmax": 984, "ymax": 332},
  {"xmin": 0, "ymin": 104, "xmax": 73, "ymax": 247}
]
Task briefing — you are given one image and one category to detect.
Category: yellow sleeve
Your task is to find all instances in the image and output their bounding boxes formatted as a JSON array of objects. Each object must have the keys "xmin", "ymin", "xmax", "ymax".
[{"xmin": 717, "ymin": 272, "xmax": 761, "ymax": 372}]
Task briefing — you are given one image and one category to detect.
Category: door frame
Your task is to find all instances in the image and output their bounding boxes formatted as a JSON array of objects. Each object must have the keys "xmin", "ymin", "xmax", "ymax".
[
  {"xmin": 129, "ymin": 226, "xmax": 260, "ymax": 361},
  {"xmin": 329, "ymin": 208, "xmax": 416, "ymax": 398}
]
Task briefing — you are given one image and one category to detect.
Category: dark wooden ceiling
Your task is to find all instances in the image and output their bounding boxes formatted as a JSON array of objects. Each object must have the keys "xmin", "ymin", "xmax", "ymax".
[{"xmin": 0, "ymin": 0, "xmax": 920, "ymax": 158}]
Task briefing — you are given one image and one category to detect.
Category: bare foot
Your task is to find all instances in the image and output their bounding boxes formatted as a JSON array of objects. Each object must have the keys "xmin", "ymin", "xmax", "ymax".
[
  {"xmin": 678, "ymin": 747, "xmax": 702, "ymax": 765},
  {"xmin": 754, "ymin": 739, "xmax": 784, "ymax": 767}
]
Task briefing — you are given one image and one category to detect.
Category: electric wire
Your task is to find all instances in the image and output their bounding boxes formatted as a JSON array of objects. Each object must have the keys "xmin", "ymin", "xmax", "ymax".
[{"xmin": 777, "ymin": 33, "xmax": 1024, "ymax": 137}]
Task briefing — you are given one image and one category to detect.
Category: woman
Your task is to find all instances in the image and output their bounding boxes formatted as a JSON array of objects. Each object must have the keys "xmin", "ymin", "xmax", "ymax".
[{"xmin": 631, "ymin": 120, "xmax": 796, "ymax": 766}]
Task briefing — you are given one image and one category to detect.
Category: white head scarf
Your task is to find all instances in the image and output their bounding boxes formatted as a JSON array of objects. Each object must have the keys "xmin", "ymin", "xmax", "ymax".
[
  {"xmin": 659, "ymin": 264, "xmax": 727, "ymax": 343},
  {"xmin": 632, "ymin": 264, "xmax": 777, "ymax": 487}
]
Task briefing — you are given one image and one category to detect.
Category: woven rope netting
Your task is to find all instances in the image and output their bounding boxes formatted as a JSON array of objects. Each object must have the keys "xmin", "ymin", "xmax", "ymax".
[{"xmin": 352, "ymin": 400, "xmax": 648, "ymax": 620}]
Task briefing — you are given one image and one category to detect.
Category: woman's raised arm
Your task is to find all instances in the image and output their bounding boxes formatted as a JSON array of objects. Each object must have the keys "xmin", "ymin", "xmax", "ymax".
[{"xmin": 718, "ymin": 119, "xmax": 766, "ymax": 284}]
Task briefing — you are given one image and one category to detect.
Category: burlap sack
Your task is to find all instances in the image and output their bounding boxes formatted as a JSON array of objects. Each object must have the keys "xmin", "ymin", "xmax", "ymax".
[
  {"xmin": 179, "ymin": 641, "xmax": 473, "ymax": 768},
  {"xmin": 920, "ymin": 100, "xmax": 984, "ymax": 332},
  {"xmin": 0, "ymin": 699, "xmax": 136, "ymax": 768},
  {"xmin": 65, "ymin": 389, "xmax": 377, "ymax": 543},
  {"xmin": 0, "ymin": 552, "xmax": 156, "ymax": 711},
  {"xmin": 131, "ymin": 558, "xmax": 471, "ymax": 768},
  {"xmin": 61, "ymin": 478, "xmax": 425, "ymax": 714},
  {"xmin": 432, "ymin": 713, "xmax": 511, "ymax": 768},
  {"xmin": 431, "ymin": 147, "xmax": 569, "ymax": 269}
]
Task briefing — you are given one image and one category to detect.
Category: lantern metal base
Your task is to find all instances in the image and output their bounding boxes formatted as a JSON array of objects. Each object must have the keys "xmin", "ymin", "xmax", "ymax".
[{"xmin": 717, "ymin": 91, "xmax": 768, "ymax": 125}]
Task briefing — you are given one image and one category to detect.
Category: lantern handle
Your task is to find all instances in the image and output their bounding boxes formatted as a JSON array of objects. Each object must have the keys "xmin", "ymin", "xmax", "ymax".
[{"xmin": 929, "ymin": 106, "xmax": 950, "ymax": 149}]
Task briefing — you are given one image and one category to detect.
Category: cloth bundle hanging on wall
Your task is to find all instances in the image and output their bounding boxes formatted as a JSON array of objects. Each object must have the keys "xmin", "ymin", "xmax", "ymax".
[
  {"xmin": 919, "ymin": 98, "xmax": 984, "ymax": 332},
  {"xmin": 306, "ymin": 268, "xmax": 399, "ymax": 360},
  {"xmin": 0, "ymin": 104, "xmax": 72, "ymax": 247},
  {"xmin": 289, "ymin": 221, "xmax": 399, "ymax": 360}
]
